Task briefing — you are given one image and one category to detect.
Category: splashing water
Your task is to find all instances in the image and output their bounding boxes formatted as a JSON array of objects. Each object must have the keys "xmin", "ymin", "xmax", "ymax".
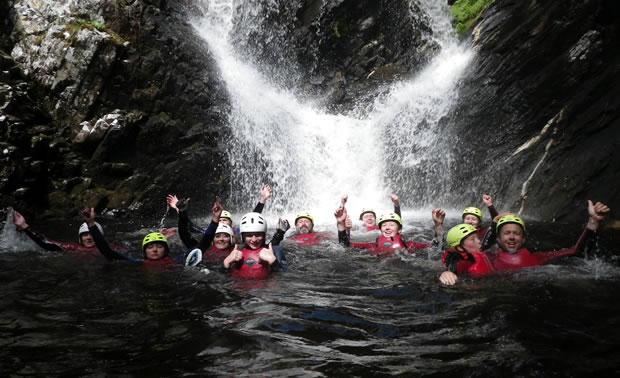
[{"xmin": 191, "ymin": 0, "xmax": 472, "ymax": 225}]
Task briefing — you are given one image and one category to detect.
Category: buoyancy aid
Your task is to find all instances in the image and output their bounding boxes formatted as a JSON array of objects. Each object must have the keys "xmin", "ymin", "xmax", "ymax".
[
  {"xmin": 492, "ymin": 248, "xmax": 541, "ymax": 272},
  {"xmin": 351, "ymin": 235, "xmax": 430, "ymax": 255},
  {"xmin": 291, "ymin": 232, "xmax": 329, "ymax": 246},
  {"xmin": 442, "ymin": 249, "xmax": 495, "ymax": 277},
  {"xmin": 231, "ymin": 247, "xmax": 270, "ymax": 279},
  {"xmin": 364, "ymin": 225, "xmax": 379, "ymax": 231},
  {"xmin": 142, "ymin": 256, "xmax": 175, "ymax": 270},
  {"xmin": 492, "ymin": 247, "xmax": 578, "ymax": 272},
  {"xmin": 202, "ymin": 245, "xmax": 231, "ymax": 261}
]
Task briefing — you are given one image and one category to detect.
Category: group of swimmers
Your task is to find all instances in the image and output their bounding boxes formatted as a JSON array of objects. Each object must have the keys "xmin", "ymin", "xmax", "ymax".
[{"xmin": 9, "ymin": 186, "xmax": 611, "ymax": 284}]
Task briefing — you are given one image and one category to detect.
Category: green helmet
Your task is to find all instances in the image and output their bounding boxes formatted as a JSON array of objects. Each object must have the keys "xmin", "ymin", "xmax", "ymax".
[
  {"xmin": 142, "ymin": 232, "xmax": 168, "ymax": 251},
  {"xmin": 496, "ymin": 214, "xmax": 526, "ymax": 233},
  {"xmin": 462, "ymin": 207, "xmax": 482, "ymax": 220},
  {"xmin": 446, "ymin": 224, "xmax": 477, "ymax": 249},
  {"xmin": 377, "ymin": 213, "xmax": 402, "ymax": 228},
  {"xmin": 221, "ymin": 210, "xmax": 233, "ymax": 222},
  {"xmin": 294, "ymin": 212, "xmax": 314, "ymax": 224},
  {"xmin": 359, "ymin": 208, "xmax": 376, "ymax": 220}
]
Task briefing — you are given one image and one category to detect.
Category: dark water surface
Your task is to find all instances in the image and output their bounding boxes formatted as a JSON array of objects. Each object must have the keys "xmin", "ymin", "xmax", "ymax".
[{"xmin": 1, "ymin": 214, "xmax": 620, "ymax": 377}]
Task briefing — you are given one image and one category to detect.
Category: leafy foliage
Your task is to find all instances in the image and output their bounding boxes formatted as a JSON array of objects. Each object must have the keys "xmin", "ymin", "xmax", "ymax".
[{"xmin": 450, "ymin": 0, "xmax": 495, "ymax": 37}]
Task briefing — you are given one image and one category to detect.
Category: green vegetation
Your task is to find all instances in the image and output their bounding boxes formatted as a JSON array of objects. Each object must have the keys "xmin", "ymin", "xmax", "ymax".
[
  {"xmin": 75, "ymin": 18, "xmax": 106, "ymax": 31},
  {"xmin": 332, "ymin": 21, "xmax": 341, "ymax": 38},
  {"xmin": 450, "ymin": 0, "xmax": 495, "ymax": 37}
]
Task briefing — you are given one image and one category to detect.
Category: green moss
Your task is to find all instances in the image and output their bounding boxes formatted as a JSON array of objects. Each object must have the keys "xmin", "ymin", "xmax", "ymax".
[
  {"xmin": 332, "ymin": 21, "xmax": 341, "ymax": 38},
  {"xmin": 450, "ymin": 0, "xmax": 495, "ymax": 37}
]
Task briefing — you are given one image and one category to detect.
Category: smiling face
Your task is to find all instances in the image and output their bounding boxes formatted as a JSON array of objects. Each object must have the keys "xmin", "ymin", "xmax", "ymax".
[
  {"xmin": 243, "ymin": 232, "xmax": 265, "ymax": 250},
  {"xmin": 361, "ymin": 213, "xmax": 376, "ymax": 227},
  {"xmin": 219, "ymin": 218, "xmax": 232, "ymax": 226},
  {"xmin": 213, "ymin": 232, "xmax": 231, "ymax": 250},
  {"xmin": 459, "ymin": 233, "xmax": 482, "ymax": 254},
  {"xmin": 380, "ymin": 221, "xmax": 401, "ymax": 238},
  {"xmin": 144, "ymin": 242, "xmax": 167, "ymax": 260},
  {"xmin": 498, "ymin": 223, "xmax": 525, "ymax": 253},
  {"xmin": 462, "ymin": 214, "xmax": 480, "ymax": 228},
  {"xmin": 80, "ymin": 233, "xmax": 95, "ymax": 248},
  {"xmin": 295, "ymin": 218, "xmax": 313, "ymax": 234}
]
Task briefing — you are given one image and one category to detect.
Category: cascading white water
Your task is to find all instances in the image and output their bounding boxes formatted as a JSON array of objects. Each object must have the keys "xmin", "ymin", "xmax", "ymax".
[{"xmin": 191, "ymin": 0, "xmax": 472, "ymax": 225}]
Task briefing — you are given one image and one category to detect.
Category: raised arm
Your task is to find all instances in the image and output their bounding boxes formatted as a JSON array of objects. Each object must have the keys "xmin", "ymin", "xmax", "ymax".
[
  {"xmin": 574, "ymin": 200, "xmax": 610, "ymax": 252},
  {"xmin": 390, "ymin": 193, "xmax": 401, "ymax": 218},
  {"xmin": 253, "ymin": 184, "xmax": 272, "ymax": 213},
  {"xmin": 482, "ymin": 193, "xmax": 499, "ymax": 219},
  {"xmin": 81, "ymin": 208, "xmax": 136, "ymax": 262},
  {"xmin": 13, "ymin": 210, "xmax": 64, "ymax": 251}
]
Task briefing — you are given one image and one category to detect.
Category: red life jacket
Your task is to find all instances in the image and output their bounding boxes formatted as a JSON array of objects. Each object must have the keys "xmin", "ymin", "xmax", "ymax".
[
  {"xmin": 475, "ymin": 227, "xmax": 487, "ymax": 240},
  {"xmin": 352, "ymin": 235, "xmax": 430, "ymax": 255},
  {"xmin": 492, "ymin": 248, "xmax": 541, "ymax": 272},
  {"xmin": 291, "ymin": 232, "xmax": 329, "ymax": 246},
  {"xmin": 142, "ymin": 256, "xmax": 175, "ymax": 271},
  {"xmin": 202, "ymin": 245, "xmax": 231, "ymax": 262},
  {"xmin": 492, "ymin": 247, "xmax": 578, "ymax": 272},
  {"xmin": 231, "ymin": 247, "xmax": 270, "ymax": 279},
  {"xmin": 364, "ymin": 225, "xmax": 379, "ymax": 231},
  {"xmin": 441, "ymin": 249, "xmax": 495, "ymax": 277}
]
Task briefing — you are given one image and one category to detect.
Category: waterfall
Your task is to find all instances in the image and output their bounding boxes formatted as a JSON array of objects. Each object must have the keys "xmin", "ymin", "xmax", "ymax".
[{"xmin": 191, "ymin": 0, "xmax": 472, "ymax": 225}]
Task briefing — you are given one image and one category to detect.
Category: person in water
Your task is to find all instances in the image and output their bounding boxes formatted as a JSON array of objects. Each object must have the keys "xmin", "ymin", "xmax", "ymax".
[
  {"xmin": 220, "ymin": 184, "xmax": 272, "ymax": 232},
  {"xmin": 11, "ymin": 209, "xmax": 132, "ymax": 253},
  {"xmin": 358, "ymin": 193, "xmax": 402, "ymax": 231},
  {"xmin": 81, "ymin": 207, "xmax": 173, "ymax": 264},
  {"xmin": 286, "ymin": 212, "xmax": 330, "ymax": 246},
  {"xmin": 335, "ymin": 205, "xmax": 433, "ymax": 255},
  {"xmin": 461, "ymin": 193, "xmax": 499, "ymax": 239},
  {"xmin": 439, "ymin": 200, "xmax": 610, "ymax": 285},
  {"xmin": 223, "ymin": 212, "xmax": 287, "ymax": 278},
  {"xmin": 167, "ymin": 195, "xmax": 235, "ymax": 262}
]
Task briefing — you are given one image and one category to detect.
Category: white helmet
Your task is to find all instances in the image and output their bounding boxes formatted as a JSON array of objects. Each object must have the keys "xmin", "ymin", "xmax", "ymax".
[
  {"xmin": 239, "ymin": 212, "xmax": 267, "ymax": 233},
  {"xmin": 78, "ymin": 222, "xmax": 103, "ymax": 242},
  {"xmin": 215, "ymin": 223, "xmax": 234, "ymax": 243}
]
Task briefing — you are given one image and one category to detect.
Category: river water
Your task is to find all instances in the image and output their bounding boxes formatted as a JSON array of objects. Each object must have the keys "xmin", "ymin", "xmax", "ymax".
[{"xmin": 1, "ymin": 212, "xmax": 619, "ymax": 376}]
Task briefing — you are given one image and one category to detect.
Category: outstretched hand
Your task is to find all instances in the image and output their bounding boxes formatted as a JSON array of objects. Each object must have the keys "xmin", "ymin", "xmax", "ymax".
[
  {"xmin": 212, "ymin": 197, "xmax": 223, "ymax": 219},
  {"xmin": 81, "ymin": 207, "xmax": 95, "ymax": 226},
  {"xmin": 390, "ymin": 193, "xmax": 399, "ymax": 206},
  {"xmin": 276, "ymin": 218, "xmax": 290, "ymax": 233},
  {"xmin": 12, "ymin": 210, "xmax": 28, "ymax": 230},
  {"xmin": 482, "ymin": 194, "xmax": 493, "ymax": 207},
  {"xmin": 587, "ymin": 200, "xmax": 610, "ymax": 231},
  {"xmin": 260, "ymin": 184, "xmax": 272, "ymax": 204},
  {"xmin": 167, "ymin": 194, "xmax": 179, "ymax": 213},
  {"xmin": 432, "ymin": 208, "xmax": 445, "ymax": 225}
]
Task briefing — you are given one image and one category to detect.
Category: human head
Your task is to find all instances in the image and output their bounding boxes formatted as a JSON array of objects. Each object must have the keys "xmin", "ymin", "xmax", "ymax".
[
  {"xmin": 446, "ymin": 223, "xmax": 481, "ymax": 253},
  {"xmin": 359, "ymin": 208, "xmax": 377, "ymax": 227},
  {"xmin": 142, "ymin": 232, "xmax": 169, "ymax": 260},
  {"xmin": 377, "ymin": 213, "xmax": 402, "ymax": 237},
  {"xmin": 240, "ymin": 212, "xmax": 267, "ymax": 250},
  {"xmin": 78, "ymin": 222, "xmax": 103, "ymax": 248},
  {"xmin": 294, "ymin": 212, "xmax": 314, "ymax": 234},
  {"xmin": 220, "ymin": 210, "xmax": 233, "ymax": 226},
  {"xmin": 213, "ymin": 223, "xmax": 234, "ymax": 250},
  {"xmin": 462, "ymin": 207, "xmax": 482, "ymax": 227},
  {"xmin": 496, "ymin": 214, "xmax": 526, "ymax": 253}
]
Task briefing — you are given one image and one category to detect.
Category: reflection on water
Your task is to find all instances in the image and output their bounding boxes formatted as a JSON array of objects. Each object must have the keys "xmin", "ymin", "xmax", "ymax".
[{"xmin": 1, "ymin": 216, "xmax": 620, "ymax": 376}]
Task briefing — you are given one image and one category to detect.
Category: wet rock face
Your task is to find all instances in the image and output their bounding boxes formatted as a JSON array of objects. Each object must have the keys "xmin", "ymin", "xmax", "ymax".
[
  {"xmin": 449, "ymin": 0, "xmax": 620, "ymax": 222},
  {"xmin": 1, "ymin": 0, "xmax": 228, "ymax": 219},
  {"xmin": 230, "ymin": 0, "xmax": 438, "ymax": 110}
]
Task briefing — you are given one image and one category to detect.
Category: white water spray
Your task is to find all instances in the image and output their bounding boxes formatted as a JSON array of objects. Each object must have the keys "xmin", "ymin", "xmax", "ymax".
[{"xmin": 191, "ymin": 0, "xmax": 472, "ymax": 225}]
